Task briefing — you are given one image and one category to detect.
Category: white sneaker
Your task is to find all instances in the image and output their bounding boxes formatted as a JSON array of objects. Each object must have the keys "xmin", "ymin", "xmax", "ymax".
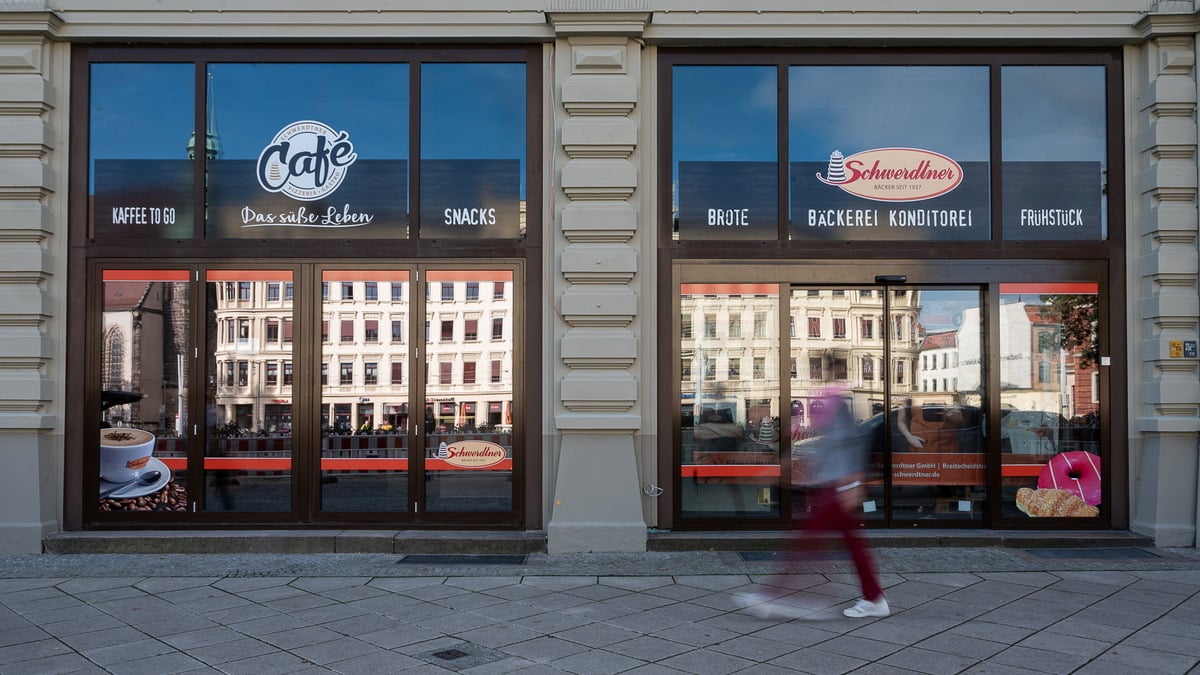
[{"xmin": 842, "ymin": 597, "xmax": 890, "ymax": 618}]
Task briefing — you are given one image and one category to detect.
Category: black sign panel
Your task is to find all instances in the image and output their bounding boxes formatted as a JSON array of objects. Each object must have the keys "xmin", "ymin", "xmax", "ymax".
[
  {"xmin": 206, "ymin": 160, "xmax": 408, "ymax": 239},
  {"xmin": 1002, "ymin": 162, "xmax": 1102, "ymax": 241},
  {"xmin": 92, "ymin": 160, "xmax": 194, "ymax": 239},
  {"xmin": 677, "ymin": 161, "xmax": 778, "ymax": 240},
  {"xmin": 789, "ymin": 161, "xmax": 991, "ymax": 241},
  {"xmin": 419, "ymin": 159, "xmax": 521, "ymax": 239}
]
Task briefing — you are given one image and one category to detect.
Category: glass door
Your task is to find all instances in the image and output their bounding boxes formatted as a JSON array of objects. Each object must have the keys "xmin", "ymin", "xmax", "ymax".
[
  {"xmin": 886, "ymin": 287, "xmax": 985, "ymax": 523},
  {"xmin": 319, "ymin": 271, "xmax": 411, "ymax": 513},
  {"xmin": 203, "ymin": 270, "xmax": 296, "ymax": 514},
  {"xmin": 788, "ymin": 285, "xmax": 985, "ymax": 526},
  {"xmin": 422, "ymin": 270, "xmax": 515, "ymax": 513}
]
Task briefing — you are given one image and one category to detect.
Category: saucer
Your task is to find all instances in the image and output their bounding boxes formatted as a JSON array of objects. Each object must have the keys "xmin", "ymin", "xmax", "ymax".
[{"xmin": 98, "ymin": 457, "xmax": 171, "ymax": 499}]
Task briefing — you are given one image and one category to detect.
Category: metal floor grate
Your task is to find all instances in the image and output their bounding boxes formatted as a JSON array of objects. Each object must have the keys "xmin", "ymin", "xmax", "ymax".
[
  {"xmin": 1021, "ymin": 547, "xmax": 1162, "ymax": 560},
  {"xmin": 397, "ymin": 554, "xmax": 528, "ymax": 565}
]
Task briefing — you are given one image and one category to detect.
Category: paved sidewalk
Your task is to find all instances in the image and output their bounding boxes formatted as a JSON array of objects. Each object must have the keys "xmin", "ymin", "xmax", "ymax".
[{"xmin": 2, "ymin": 546, "xmax": 1200, "ymax": 674}]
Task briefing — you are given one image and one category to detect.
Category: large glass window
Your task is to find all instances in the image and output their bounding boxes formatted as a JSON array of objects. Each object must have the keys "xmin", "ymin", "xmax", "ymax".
[
  {"xmin": 999, "ymin": 283, "xmax": 1101, "ymax": 519},
  {"xmin": 789, "ymin": 66, "xmax": 990, "ymax": 242},
  {"xmin": 673, "ymin": 66, "xmax": 778, "ymax": 241},
  {"xmin": 680, "ymin": 284, "xmax": 781, "ymax": 520},
  {"xmin": 205, "ymin": 63, "xmax": 409, "ymax": 240},
  {"xmin": 89, "ymin": 64, "xmax": 195, "ymax": 239},
  {"xmin": 420, "ymin": 63, "xmax": 526, "ymax": 240},
  {"xmin": 1002, "ymin": 67, "xmax": 1108, "ymax": 240}
]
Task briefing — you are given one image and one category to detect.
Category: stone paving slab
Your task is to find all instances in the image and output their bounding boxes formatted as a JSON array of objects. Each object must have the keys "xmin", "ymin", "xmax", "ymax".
[{"xmin": 0, "ymin": 547, "xmax": 1198, "ymax": 673}]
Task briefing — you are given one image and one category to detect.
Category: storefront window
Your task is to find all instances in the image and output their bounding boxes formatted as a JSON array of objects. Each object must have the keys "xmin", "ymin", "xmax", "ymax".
[
  {"xmin": 205, "ymin": 63, "xmax": 410, "ymax": 239},
  {"xmin": 999, "ymin": 283, "xmax": 1102, "ymax": 519},
  {"xmin": 420, "ymin": 63, "xmax": 526, "ymax": 240},
  {"xmin": 789, "ymin": 66, "xmax": 990, "ymax": 242},
  {"xmin": 673, "ymin": 66, "xmax": 778, "ymax": 241},
  {"xmin": 79, "ymin": 48, "xmax": 537, "ymax": 528},
  {"xmin": 89, "ymin": 64, "xmax": 195, "ymax": 239},
  {"xmin": 1002, "ymin": 66, "xmax": 1108, "ymax": 240},
  {"xmin": 98, "ymin": 270, "xmax": 190, "ymax": 512}
]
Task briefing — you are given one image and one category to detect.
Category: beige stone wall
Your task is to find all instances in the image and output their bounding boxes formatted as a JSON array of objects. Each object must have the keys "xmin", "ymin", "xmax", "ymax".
[
  {"xmin": 0, "ymin": 12, "xmax": 66, "ymax": 553},
  {"xmin": 1130, "ymin": 14, "xmax": 1200, "ymax": 547}
]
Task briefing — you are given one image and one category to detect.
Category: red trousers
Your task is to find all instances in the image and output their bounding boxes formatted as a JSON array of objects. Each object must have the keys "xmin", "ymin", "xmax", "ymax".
[{"xmin": 790, "ymin": 486, "xmax": 883, "ymax": 602}]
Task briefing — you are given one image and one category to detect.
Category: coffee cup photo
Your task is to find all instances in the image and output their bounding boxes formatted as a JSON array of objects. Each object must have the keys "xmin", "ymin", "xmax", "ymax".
[{"xmin": 99, "ymin": 428, "xmax": 156, "ymax": 483}]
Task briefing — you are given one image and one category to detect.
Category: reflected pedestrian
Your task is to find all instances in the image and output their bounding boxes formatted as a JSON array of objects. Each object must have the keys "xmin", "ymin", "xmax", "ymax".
[{"xmin": 736, "ymin": 389, "xmax": 889, "ymax": 619}]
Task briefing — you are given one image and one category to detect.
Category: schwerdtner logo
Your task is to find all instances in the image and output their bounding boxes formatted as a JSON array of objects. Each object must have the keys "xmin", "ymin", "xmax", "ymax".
[
  {"xmin": 816, "ymin": 147, "xmax": 963, "ymax": 202},
  {"xmin": 257, "ymin": 120, "xmax": 358, "ymax": 202}
]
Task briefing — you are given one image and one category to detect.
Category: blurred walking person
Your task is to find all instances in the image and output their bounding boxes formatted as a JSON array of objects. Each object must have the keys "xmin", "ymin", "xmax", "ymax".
[{"xmin": 736, "ymin": 389, "xmax": 889, "ymax": 619}]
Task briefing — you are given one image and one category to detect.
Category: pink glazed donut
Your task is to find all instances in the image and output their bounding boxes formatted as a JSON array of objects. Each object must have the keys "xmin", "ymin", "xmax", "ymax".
[{"xmin": 1038, "ymin": 451, "xmax": 1102, "ymax": 506}]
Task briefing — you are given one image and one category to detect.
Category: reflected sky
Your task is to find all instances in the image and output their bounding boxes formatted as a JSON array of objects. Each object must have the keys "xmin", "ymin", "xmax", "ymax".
[
  {"xmin": 90, "ymin": 63, "xmax": 194, "ymax": 160},
  {"xmin": 789, "ymin": 66, "xmax": 989, "ymax": 161},
  {"xmin": 90, "ymin": 61, "xmax": 528, "ymax": 197},
  {"xmin": 673, "ymin": 66, "xmax": 776, "ymax": 162},
  {"xmin": 1002, "ymin": 66, "xmax": 1105, "ymax": 161},
  {"xmin": 209, "ymin": 63, "xmax": 408, "ymax": 160}
]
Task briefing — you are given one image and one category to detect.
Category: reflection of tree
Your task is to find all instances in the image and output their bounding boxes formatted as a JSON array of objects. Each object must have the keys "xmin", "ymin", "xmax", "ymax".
[{"xmin": 1040, "ymin": 295, "xmax": 1098, "ymax": 368}]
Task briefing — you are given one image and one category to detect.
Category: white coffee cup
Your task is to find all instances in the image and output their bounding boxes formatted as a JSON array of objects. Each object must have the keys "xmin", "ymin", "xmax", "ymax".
[{"xmin": 100, "ymin": 428, "xmax": 156, "ymax": 483}]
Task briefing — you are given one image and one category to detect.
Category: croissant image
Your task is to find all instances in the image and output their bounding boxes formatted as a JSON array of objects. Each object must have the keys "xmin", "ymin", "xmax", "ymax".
[{"xmin": 1016, "ymin": 487, "xmax": 1099, "ymax": 518}]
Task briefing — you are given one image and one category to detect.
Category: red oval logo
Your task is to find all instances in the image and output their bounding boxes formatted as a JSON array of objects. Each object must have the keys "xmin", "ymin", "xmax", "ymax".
[
  {"xmin": 442, "ymin": 440, "xmax": 507, "ymax": 469},
  {"xmin": 816, "ymin": 147, "xmax": 963, "ymax": 202}
]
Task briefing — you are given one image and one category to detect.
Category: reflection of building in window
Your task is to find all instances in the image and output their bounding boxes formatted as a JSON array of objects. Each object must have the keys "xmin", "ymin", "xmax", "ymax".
[
  {"xmin": 97, "ymin": 278, "xmax": 192, "ymax": 433},
  {"xmin": 103, "ymin": 326, "xmax": 125, "ymax": 390},
  {"xmin": 728, "ymin": 314, "xmax": 741, "ymax": 338},
  {"xmin": 753, "ymin": 356, "xmax": 765, "ymax": 380},
  {"xmin": 704, "ymin": 314, "xmax": 716, "ymax": 338}
]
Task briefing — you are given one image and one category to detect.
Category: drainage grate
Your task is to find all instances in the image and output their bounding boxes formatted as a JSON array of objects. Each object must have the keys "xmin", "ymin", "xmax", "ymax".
[
  {"xmin": 738, "ymin": 550, "xmax": 849, "ymax": 562},
  {"xmin": 397, "ymin": 554, "xmax": 528, "ymax": 565},
  {"xmin": 416, "ymin": 644, "xmax": 504, "ymax": 671},
  {"xmin": 1022, "ymin": 547, "xmax": 1162, "ymax": 560}
]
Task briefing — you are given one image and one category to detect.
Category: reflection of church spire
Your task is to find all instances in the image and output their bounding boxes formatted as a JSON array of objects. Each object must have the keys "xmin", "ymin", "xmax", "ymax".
[{"xmin": 186, "ymin": 72, "xmax": 221, "ymax": 160}]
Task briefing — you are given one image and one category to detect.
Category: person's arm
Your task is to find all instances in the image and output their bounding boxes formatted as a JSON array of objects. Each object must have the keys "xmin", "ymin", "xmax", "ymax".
[{"xmin": 896, "ymin": 405, "xmax": 925, "ymax": 449}]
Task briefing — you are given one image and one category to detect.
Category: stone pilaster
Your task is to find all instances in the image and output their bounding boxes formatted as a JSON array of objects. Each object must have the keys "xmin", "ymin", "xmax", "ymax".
[
  {"xmin": 545, "ymin": 6, "xmax": 649, "ymax": 552},
  {"xmin": 0, "ymin": 9, "xmax": 65, "ymax": 553},
  {"xmin": 1133, "ymin": 15, "xmax": 1200, "ymax": 547}
]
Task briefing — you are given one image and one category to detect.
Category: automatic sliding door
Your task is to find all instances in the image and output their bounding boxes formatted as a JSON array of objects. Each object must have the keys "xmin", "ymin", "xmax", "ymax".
[{"xmin": 887, "ymin": 287, "xmax": 985, "ymax": 522}]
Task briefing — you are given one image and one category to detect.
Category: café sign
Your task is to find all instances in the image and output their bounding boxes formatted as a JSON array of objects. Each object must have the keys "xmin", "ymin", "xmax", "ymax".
[{"xmin": 256, "ymin": 120, "xmax": 357, "ymax": 202}]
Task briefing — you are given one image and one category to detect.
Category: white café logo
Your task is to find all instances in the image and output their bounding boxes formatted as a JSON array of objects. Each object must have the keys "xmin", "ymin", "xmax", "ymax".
[
  {"xmin": 816, "ymin": 147, "xmax": 963, "ymax": 202},
  {"xmin": 257, "ymin": 120, "xmax": 358, "ymax": 201}
]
